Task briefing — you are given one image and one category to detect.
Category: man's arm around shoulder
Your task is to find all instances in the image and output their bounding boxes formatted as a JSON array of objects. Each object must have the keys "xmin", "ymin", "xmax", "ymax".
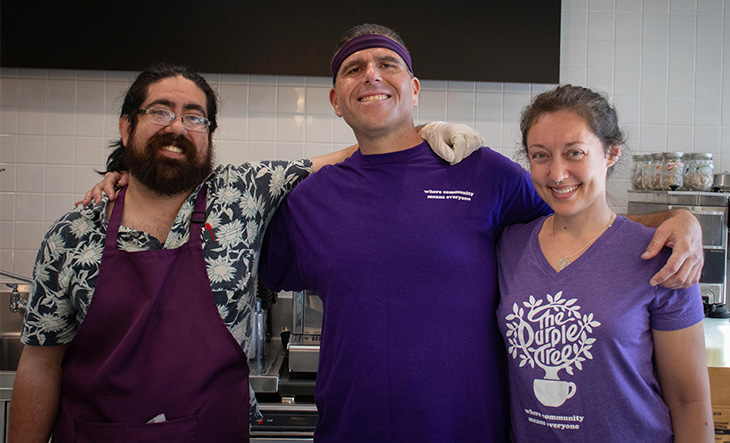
[
  {"xmin": 9, "ymin": 344, "xmax": 68, "ymax": 443},
  {"xmin": 310, "ymin": 145, "xmax": 358, "ymax": 172},
  {"xmin": 625, "ymin": 208, "xmax": 704, "ymax": 288}
]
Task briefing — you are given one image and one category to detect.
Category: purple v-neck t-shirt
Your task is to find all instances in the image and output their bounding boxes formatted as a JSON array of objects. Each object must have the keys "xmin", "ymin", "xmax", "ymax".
[{"xmin": 496, "ymin": 215, "xmax": 703, "ymax": 442}]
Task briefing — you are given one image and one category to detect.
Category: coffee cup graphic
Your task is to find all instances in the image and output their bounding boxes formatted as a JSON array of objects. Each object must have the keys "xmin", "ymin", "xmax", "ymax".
[
  {"xmin": 533, "ymin": 378, "xmax": 577, "ymax": 407},
  {"xmin": 504, "ymin": 292, "xmax": 601, "ymax": 408}
]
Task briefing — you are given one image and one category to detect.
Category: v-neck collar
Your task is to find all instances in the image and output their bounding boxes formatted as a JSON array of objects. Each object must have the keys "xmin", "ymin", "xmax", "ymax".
[{"xmin": 531, "ymin": 215, "xmax": 624, "ymax": 280}]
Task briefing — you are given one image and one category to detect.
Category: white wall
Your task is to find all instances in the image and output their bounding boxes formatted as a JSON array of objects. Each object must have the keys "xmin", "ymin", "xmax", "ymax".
[{"xmin": 1, "ymin": 0, "xmax": 728, "ymax": 277}]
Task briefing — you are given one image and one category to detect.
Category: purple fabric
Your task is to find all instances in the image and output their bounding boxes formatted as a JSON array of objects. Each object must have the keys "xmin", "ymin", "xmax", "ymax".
[
  {"xmin": 331, "ymin": 34, "xmax": 413, "ymax": 80},
  {"xmin": 52, "ymin": 185, "xmax": 251, "ymax": 442},
  {"xmin": 496, "ymin": 215, "xmax": 704, "ymax": 443},
  {"xmin": 260, "ymin": 142, "xmax": 551, "ymax": 442}
]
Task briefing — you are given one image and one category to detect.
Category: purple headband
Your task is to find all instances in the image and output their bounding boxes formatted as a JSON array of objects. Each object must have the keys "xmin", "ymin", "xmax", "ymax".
[{"xmin": 330, "ymin": 34, "xmax": 413, "ymax": 81}]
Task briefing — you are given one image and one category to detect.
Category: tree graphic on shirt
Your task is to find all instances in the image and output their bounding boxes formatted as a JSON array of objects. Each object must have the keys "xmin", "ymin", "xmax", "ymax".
[{"xmin": 504, "ymin": 291, "xmax": 601, "ymax": 380}]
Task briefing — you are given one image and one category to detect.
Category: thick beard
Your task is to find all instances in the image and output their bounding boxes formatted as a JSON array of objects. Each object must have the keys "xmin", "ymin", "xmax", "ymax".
[{"xmin": 125, "ymin": 132, "xmax": 213, "ymax": 197}]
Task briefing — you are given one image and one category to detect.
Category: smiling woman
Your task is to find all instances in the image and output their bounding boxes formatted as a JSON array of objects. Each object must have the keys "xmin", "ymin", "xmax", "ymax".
[
  {"xmin": 495, "ymin": 85, "xmax": 714, "ymax": 443},
  {"xmin": 526, "ymin": 110, "xmax": 619, "ymax": 230}
]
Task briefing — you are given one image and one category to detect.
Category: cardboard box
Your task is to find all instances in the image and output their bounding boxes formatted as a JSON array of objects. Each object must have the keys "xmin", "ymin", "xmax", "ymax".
[
  {"xmin": 716, "ymin": 408, "xmax": 730, "ymax": 443},
  {"xmin": 710, "ymin": 367, "xmax": 730, "ymax": 441}
]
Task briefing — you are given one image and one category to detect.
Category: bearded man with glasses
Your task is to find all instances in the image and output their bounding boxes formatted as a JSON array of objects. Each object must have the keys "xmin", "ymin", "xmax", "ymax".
[{"xmin": 8, "ymin": 65, "xmax": 328, "ymax": 443}]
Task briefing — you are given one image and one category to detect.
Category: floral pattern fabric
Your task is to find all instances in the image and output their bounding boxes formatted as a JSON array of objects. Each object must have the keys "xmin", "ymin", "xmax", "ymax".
[{"xmin": 22, "ymin": 160, "xmax": 312, "ymax": 421}]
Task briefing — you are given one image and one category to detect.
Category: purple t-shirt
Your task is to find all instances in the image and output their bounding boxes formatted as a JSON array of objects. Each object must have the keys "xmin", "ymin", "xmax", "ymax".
[
  {"xmin": 260, "ymin": 142, "xmax": 550, "ymax": 442},
  {"xmin": 496, "ymin": 215, "xmax": 704, "ymax": 443}
]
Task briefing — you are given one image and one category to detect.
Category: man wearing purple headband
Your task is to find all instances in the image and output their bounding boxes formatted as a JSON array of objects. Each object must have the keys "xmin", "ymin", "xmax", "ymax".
[
  {"xmin": 259, "ymin": 23, "xmax": 702, "ymax": 442},
  {"xmin": 261, "ymin": 24, "xmax": 535, "ymax": 441}
]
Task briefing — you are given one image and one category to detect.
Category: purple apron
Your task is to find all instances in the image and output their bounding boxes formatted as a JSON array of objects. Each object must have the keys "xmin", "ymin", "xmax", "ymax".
[{"xmin": 52, "ymin": 185, "xmax": 250, "ymax": 442}]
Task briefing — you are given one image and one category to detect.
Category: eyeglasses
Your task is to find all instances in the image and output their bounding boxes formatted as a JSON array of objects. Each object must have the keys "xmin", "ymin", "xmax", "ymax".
[{"xmin": 137, "ymin": 107, "xmax": 211, "ymax": 132}]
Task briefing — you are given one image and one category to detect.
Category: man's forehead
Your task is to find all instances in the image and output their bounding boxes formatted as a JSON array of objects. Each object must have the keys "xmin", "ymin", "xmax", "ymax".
[
  {"xmin": 341, "ymin": 47, "xmax": 405, "ymax": 65},
  {"xmin": 330, "ymin": 33, "xmax": 413, "ymax": 81},
  {"xmin": 143, "ymin": 76, "xmax": 207, "ymax": 109}
]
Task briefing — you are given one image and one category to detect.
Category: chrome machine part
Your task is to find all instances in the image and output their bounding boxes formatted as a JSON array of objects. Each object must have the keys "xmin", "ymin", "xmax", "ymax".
[
  {"xmin": 713, "ymin": 172, "xmax": 730, "ymax": 191},
  {"xmin": 0, "ymin": 270, "xmax": 30, "ymax": 315},
  {"xmin": 250, "ymin": 290, "xmax": 319, "ymax": 441},
  {"xmin": 627, "ymin": 190, "xmax": 730, "ymax": 318},
  {"xmin": 289, "ymin": 290, "xmax": 322, "ymax": 373}
]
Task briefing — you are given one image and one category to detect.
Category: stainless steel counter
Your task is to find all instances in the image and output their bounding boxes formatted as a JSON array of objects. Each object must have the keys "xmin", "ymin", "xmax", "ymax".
[
  {"xmin": 0, "ymin": 372, "xmax": 14, "ymax": 401},
  {"xmin": 0, "ymin": 372, "xmax": 14, "ymax": 442}
]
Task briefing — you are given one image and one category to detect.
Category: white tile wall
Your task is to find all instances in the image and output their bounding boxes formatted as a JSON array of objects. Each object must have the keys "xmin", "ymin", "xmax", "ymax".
[{"xmin": 2, "ymin": 1, "xmax": 729, "ymax": 277}]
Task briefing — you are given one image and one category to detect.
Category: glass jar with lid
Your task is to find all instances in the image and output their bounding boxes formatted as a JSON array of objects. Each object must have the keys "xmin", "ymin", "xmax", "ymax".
[
  {"xmin": 631, "ymin": 154, "xmax": 645, "ymax": 190},
  {"xmin": 641, "ymin": 154, "xmax": 652, "ymax": 191},
  {"xmin": 660, "ymin": 152, "xmax": 684, "ymax": 190},
  {"xmin": 650, "ymin": 153, "xmax": 664, "ymax": 190},
  {"xmin": 642, "ymin": 153, "xmax": 658, "ymax": 190},
  {"xmin": 684, "ymin": 153, "xmax": 714, "ymax": 191}
]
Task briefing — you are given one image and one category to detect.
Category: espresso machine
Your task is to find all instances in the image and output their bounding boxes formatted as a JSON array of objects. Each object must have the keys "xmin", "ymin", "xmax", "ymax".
[{"xmin": 627, "ymin": 190, "xmax": 730, "ymax": 318}]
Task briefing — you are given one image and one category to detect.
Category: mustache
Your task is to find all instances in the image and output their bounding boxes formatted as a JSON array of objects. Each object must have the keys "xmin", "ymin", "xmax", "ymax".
[
  {"xmin": 125, "ymin": 131, "xmax": 213, "ymax": 197},
  {"xmin": 144, "ymin": 133, "xmax": 197, "ymax": 157}
]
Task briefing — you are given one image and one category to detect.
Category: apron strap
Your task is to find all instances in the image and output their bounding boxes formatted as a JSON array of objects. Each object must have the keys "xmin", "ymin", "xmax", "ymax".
[
  {"xmin": 104, "ymin": 186, "xmax": 127, "ymax": 251},
  {"xmin": 105, "ymin": 185, "xmax": 208, "ymax": 251},
  {"xmin": 188, "ymin": 184, "xmax": 208, "ymax": 248}
]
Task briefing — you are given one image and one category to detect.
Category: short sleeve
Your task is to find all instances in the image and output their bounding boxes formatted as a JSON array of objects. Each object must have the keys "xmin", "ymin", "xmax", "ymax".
[
  {"xmin": 258, "ymin": 194, "xmax": 307, "ymax": 292},
  {"xmin": 22, "ymin": 210, "xmax": 104, "ymax": 346},
  {"xmin": 649, "ymin": 283, "xmax": 704, "ymax": 331},
  {"xmin": 494, "ymin": 157, "xmax": 552, "ymax": 231}
]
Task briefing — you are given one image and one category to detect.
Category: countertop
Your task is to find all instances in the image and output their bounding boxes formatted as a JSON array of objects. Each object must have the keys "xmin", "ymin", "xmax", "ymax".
[{"xmin": 704, "ymin": 317, "xmax": 730, "ymax": 367}]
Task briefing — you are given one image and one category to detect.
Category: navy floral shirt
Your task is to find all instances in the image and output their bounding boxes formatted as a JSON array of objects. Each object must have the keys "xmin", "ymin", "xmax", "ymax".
[{"xmin": 22, "ymin": 160, "xmax": 312, "ymax": 420}]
